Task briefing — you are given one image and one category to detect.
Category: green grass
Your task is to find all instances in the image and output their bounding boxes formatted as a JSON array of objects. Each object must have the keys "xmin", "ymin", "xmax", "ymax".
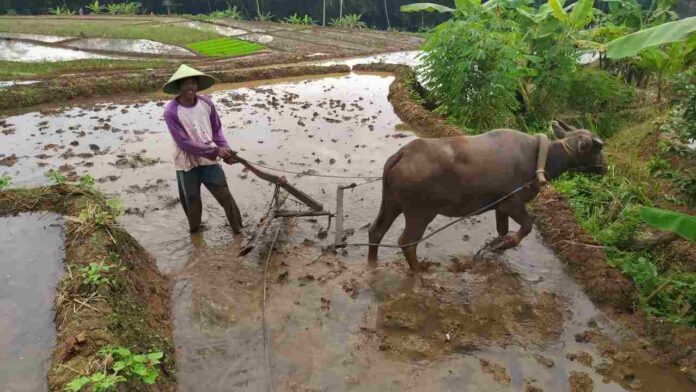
[
  {"xmin": 0, "ymin": 59, "xmax": 169, "ymax": 80},
  {"xmin": 0, "ymin": 17, "xmax": 219, "ymax": 46},
  {"xmin": 186, "ymin": 38, "xmax": 265, "ymax": 57}
]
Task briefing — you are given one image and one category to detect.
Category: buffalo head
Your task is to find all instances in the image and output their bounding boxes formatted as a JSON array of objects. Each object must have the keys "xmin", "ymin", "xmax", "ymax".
[{"xmin": 551, "ymin": 120, "xmax": 608, "ymax": 175}]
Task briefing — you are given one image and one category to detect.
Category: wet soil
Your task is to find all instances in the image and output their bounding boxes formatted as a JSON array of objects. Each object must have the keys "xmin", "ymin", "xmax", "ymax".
[
  {"xmin": 3, "ymin": 72, "xmax": 694, "ymax": 390},
  {"xmin": 0, "ymin": 40, "xmax": 115, "ymax": 62},
  {"xmin": 0, "ymin": 213, "xmax": 64, "ymax": 392}
]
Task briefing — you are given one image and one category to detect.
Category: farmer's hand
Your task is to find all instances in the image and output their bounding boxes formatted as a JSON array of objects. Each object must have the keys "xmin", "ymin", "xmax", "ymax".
[
  {"xmin": 223, "ymin": 155, "xmax": 240, "ymax": 165},
  {"xmin": 216, "ymin": 147, "xmax": 235, "ymax": 159}
]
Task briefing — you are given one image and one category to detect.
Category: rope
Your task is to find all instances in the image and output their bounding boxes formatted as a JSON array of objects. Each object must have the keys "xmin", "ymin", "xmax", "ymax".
[
  {"xmin": 261, "ymin": 222, "xmax": 282, "ymax": 392},
  {"xmin": 342, "ymin": 179, "xmax": 536, "ymax": 249},
  {"xmin": 246, "ymin": 159, "xmax": 382, "ymax": 180}
]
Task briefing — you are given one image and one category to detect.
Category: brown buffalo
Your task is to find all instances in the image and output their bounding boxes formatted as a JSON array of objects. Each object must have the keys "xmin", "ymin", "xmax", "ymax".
[{"xmin": 368, "ymin": 121, "xmax": 608, "ymax": 271}]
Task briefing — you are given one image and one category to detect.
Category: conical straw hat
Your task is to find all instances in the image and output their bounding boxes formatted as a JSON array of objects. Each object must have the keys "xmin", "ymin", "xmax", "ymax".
[{"xmin": 162, "ymin": 64, "xmax": 216, "ymax": 95}]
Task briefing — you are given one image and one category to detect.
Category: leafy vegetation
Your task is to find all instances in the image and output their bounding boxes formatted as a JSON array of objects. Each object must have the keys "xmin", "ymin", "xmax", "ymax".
[
  {"xmin": 640, "ymin": 206, "xmax": 696, "ymax": 241},
  {"xmin": 210, "ymin": 6, "xmax": 244, "ymax": 20},
  {"xmin": 85, "ymin": 0, "xmax": 103, "ymax": 14},
  {"xmin": 0, "ymin": 175, "xmax": 10, "ymax": 190},
  {"xmin": 330, "ymin": 14, "xmax": 368, "ymax": 29},
  {"xmin": 256, "ymin": 11, "xmax": 275, "ymax": 22},
  {"xmin": 285, "ymin": 13, "xmax": 316, "ymax": 26},
  {"xmin": 45, "ymin": 169, "xmax": 67, "ymax": 185},
  {"xmin": 187, "ymin": 37, "xmax": 265, "ymax": 57},
  {"xmin": 66, "ymin": 346, "xmax": 164, "ymax": 391},
  {"xmin": 48, "ymin": 5, "xmax": 75, "ymax": 15},
  {"xmin": 78, "ymin": 261, "xmax": 114, "ymax": 286},
  {"xmin": 555, "ymin": 171, "xmax": 695, "ymax": 326},
  {"xmin": 105, "ymin": 2, "xmax": 140, "ymax": 15}
]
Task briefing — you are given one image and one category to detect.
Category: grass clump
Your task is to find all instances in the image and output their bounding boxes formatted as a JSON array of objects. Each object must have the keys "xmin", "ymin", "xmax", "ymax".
[
  {"xmin": 187, "ymin": 37, "xmax": 264, "ymax": 57},
  {"xmin": 554, "ymin": 169, "xmax": 695, "ymax": 327}
]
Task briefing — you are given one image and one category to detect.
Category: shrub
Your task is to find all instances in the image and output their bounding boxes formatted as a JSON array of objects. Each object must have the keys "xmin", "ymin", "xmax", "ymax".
[
  {"xmin": 329, "ymin": 14, "xmax": 367, "ymax": 29},
  {"xmin": 419, "ymin": 12, "xmax": 525, "ymax": 132}
]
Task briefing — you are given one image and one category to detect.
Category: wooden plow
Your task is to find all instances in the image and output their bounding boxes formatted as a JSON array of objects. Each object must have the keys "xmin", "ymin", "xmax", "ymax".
[{"xmin": 236, "ymin": 156, "xmax": 333, "ymax": 256}]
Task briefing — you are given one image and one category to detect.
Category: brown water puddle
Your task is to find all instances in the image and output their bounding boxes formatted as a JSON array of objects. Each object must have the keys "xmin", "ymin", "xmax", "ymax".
[
  {"xmin": 1, "ymin": 73, "xmax": 693, "ymax": 391},
  {"xmin": 0, "ymin": 212, "xmax": 64, "ymax": 391}
]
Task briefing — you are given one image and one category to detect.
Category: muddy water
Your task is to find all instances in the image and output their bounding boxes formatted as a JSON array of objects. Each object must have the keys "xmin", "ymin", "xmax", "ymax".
[
  {"xmin": 0, "ymin": 40, "xmax": 116, "ymax": 62},
  {"xmin": 0, "ymin": 33, "xmax": 74, "ymax": 42},
  {"xmin": 0, "ymin": 213, "xmax": 64, "ymax": 392},
  {"xmin": 65, "ymin": 38, "xmax": 195, "ymax": 56},
  {"xmin": 2, "ymin": 73, "xmax": 693, "ymax": 391}
]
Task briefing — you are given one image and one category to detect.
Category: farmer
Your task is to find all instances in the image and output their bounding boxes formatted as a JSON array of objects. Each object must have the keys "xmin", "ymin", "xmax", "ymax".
[{"xmin": 162, "ymin": 64, "xmax": 244, "ymax": 234}]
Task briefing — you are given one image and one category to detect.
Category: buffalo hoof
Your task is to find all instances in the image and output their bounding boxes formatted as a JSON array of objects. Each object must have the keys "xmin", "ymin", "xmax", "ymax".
[{"xmin": 486, "ymin": 235, "xmax": 518, "ymax": 252}]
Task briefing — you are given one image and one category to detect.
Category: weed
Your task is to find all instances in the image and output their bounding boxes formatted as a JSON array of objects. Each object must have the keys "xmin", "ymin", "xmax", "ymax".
[
  {"xmin": 77, "ymin": 199, "xmax": 123, "ymax": 228},
  {"xmin": 256, "ymin": 11, "xmax": 275, "ymax": 22},
  {"xmin": 79, "ymin": 174, "xmax": 95, "ymax": 191},
  {"xmin": 86, "ymin": 1, "xmax": 104, "ymax": 14},
  {"xmin": 78, "ymin": 261, "xmax": 113, "ymax": 286},
  {"xmin": 647, "ymin": 155, "xmax": 670, "ymax": 175},
  {"xmin": 66, "ymin": 346, "xmax": 164, "ymax": 391},
  {"xmin": 0, "ymin": 175, "xmax": 10, "ymax": 190},
  {"xmin": 45, "ymin": 169, "xmax": 66, "ymax": 185},
  {"xmin": 49, "ymin": 6, "xmax": 75, "ymax": 15}
]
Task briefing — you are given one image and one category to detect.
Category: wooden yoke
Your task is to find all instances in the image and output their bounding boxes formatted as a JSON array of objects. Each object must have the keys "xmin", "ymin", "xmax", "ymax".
[{"xmin": 234, "ymin": 155, "xmax": 324, "ymax": 211}]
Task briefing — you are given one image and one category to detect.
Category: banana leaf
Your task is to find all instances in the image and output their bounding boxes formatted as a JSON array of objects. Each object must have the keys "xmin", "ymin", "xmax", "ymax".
[
  {"xmin": 401, "ymin": 3, "xmax": 456, "ymax": 13},
  {"xmin": 640, "ymin": 206, "xmax": 696, "ymax": 241},
  {"xmin": 569, "ymin": 0, "xmax": 594, "ymax": 29},
  {"xmin": 606, "ymin": 16, "xmax": 696, "ymax": 58},
  {"xmin": 549, "ymin": 0, "xmax": 569, "ymax": 23}
]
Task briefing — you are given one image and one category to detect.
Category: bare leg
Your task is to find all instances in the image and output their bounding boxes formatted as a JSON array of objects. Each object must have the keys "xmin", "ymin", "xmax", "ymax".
[
  {"xmin": 204, "ymin": 183, "xmax": 243, "ymax": 233},
  {"xmin": 399, "ymin": 212, "xmax": 435, "ymax": 272},
  {"xmin": 367, "ymin": 201, "xmax": 402, "ymax": 263}
]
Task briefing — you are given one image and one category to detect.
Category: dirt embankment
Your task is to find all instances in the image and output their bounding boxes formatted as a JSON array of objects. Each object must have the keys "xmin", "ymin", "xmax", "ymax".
[
  {"xmin": 0, "ymin": 64, "xmax": 350, "ymax": 111},
  {"xmin": 0, "ymin": 185, "xmax": 175, "ymax": 391}
]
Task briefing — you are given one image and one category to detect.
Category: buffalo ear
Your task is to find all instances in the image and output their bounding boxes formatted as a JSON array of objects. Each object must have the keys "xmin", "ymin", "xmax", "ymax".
[
  {"xmin": 578, "ymin": 135, "xmax": 593, "ymax": 154},
  {"xmin": 557, "ymin": 119, "xmax": 576, "ymax": 131},
  {"xmin": 551, "ymin": 121, "xmax": 567, "ymax": 139},
  {"xmin": 592, "ymin": 137, "xmax": 604, "ymax": 149}
]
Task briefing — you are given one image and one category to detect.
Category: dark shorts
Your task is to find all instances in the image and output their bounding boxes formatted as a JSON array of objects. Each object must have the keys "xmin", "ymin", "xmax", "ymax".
[{"xmin": 176, "ymin": 164, "xmax": 227, "ymax": 211}]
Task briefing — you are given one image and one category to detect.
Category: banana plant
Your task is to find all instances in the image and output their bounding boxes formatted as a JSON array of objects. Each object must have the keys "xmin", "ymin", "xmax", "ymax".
[
  {"xmin": 86, "ymin": 1, "xmax": 103, "ymax": 14},
  {"xmin": 606, "ymin": 16, "xmax": 696, "ymax": 58}
]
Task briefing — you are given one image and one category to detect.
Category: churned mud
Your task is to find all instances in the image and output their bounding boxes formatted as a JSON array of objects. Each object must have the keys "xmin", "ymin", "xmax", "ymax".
[
  {"xmin": 0, "ymin": 213, "xmax": 64, "ymax": 391},
  {"xmin": 2, "ymin": 70, "xmax": 694, "ymax": 390}
]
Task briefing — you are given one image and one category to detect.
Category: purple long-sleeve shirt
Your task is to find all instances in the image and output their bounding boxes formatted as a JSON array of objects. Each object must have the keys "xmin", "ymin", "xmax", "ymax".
[{"xmin": 164, "ymin": 95, "xmax": 230, "ymax": 171}]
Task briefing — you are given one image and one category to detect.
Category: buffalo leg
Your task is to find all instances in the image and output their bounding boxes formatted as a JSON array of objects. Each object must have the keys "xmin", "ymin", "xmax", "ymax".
[
  {"xmin": 490, "ymin": 205, "xmax": 535, "ymax": 251},
  {"xmin": 399, "ymin": 212, "xmax": 435, "ymax": 272},
  {"xmin": 368, "ymin": 202, "xmax": 402, "ymax": 262},
  {"xmin": 495, "ymin": 209, "xmax": 509, "ymax": 237},
  {"xmin": 508, "ymin": 205, "xmax": 535, "ymax": 246}
]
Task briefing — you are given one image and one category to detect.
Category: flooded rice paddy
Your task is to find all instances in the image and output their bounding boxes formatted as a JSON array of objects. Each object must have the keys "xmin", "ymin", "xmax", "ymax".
[
  {"xmin": 0, "ymin": 213, "xmax": 64, "ymax": 392},
  {"xmin": 1, "ymin": 72, "xmax": 693, "ymax": 391},
  {"xmin": 64, "ymin": 38, "xmax": 196, "ymax": 57},
  {"xmin": 0, "ymin": 40, "xmax": 116, "ymax": 62}
]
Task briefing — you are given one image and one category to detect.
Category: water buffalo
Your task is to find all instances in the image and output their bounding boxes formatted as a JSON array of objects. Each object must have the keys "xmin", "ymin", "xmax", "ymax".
[{"xmin": 368, "ymin": 121, "xmax": 607, "ymax": 272}]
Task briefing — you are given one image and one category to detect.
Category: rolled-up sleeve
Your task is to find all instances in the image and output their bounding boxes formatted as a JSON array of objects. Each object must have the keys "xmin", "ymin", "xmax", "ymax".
[{"xmin": 164, "ymin": 106, "xmax": 218, "ymax": 160}]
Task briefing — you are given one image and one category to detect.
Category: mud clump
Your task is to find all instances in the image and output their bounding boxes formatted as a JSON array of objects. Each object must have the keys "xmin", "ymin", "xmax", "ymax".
[
  {"xmin": 535, "ymin": 354, "xmax": 555, "ymax": 368},
  {"xmin": 569, "ymin": 371, "xmax": 593, "ymax": 392},
  {"xmin": 112, "ymin": 153, "xmax": 161, "ymax": 169},
  {"xmin": 479, "ymin": 358, "xmax": 511, "ymax": 385},
  {"xmin": 568, "ymin": 351, "xmax": 593, "ymax": 367},
  {"xmin": 0, "ymin": 154, "xmax": 18, "ymax": 167}
]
